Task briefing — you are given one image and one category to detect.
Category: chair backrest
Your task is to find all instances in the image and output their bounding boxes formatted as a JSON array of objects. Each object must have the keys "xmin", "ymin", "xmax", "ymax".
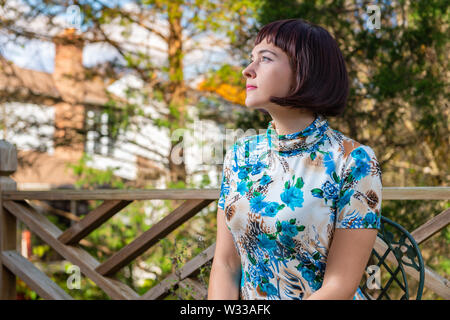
[{"xmin": 359, "ymin": 216, "xmax": 425, "ymax": 300}]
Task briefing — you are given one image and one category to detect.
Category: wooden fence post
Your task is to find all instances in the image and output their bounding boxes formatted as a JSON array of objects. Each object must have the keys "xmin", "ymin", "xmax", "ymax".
[{"xmin": 0, "ymin": 140, "xmax": 18, "ymax": 299}]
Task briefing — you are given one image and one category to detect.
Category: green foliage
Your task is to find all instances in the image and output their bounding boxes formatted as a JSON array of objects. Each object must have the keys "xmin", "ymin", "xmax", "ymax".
[
  {"xmin": 204, "ymin": 64, "xmax": 245, "ymax": 88},
  {"xmin": 32, "ymin": 245, "xmax": 50, "ymax": 259},
  {"xmin": 66, "ymin": 153, "xmax": 125, "ymax": 189},
  {"xmin": 16, "ymin": 279, "xmax": 39, "ymax": 300}
]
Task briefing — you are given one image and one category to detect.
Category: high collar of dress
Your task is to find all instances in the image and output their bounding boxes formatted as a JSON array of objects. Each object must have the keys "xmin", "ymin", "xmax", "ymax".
[{"xmin": 266, "ymin": 113, "xmax": 329, "ymax": 156}]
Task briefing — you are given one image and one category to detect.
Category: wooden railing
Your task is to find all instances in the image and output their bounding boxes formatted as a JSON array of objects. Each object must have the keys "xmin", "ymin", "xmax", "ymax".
[{"xmin": 0, "ymin": 140, "xmax": 449, "ymax": 300}]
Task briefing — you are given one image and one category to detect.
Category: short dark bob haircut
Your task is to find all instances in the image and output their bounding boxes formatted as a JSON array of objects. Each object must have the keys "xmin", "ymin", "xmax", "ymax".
[{"xmin": 254, "ymin": 18, "xmax": 349, "ymax": 117}]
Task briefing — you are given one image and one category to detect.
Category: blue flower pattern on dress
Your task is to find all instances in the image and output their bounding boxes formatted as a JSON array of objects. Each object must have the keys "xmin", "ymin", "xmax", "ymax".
[{"xmin": 218, "ymin": 114, "xmax": 382, "ymax": 300}]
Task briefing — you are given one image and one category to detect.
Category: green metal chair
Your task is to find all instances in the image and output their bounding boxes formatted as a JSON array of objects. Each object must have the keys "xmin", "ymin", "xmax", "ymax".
[{"xmin": 359, "ymin": 216, "xmax": 425, "ymax": 300}]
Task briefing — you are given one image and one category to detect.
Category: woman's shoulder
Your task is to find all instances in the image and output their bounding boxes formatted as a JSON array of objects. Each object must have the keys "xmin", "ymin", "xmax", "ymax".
[
  {"xmin": 326, "ymin": 128, "xmax": 381, "ymax": 183},
  {"xmin": 327, "ymin": 127, "xmax": 379, "ymax": 162}
]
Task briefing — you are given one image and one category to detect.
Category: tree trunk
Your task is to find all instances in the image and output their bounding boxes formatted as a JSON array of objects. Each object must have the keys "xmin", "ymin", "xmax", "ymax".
[{"xmin": 167, "ymin": 1, "xmax": 187, "ymax": 185}]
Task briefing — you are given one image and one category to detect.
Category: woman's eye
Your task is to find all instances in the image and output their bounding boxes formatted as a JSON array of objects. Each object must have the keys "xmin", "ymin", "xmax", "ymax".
[{"xmin": 250, "ymin": 56, "xmax": 271, "ymax": 63}]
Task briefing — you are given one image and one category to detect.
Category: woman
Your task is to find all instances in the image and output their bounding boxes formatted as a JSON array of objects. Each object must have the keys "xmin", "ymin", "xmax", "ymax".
[{"xmin": 208, "ymin": 18, "xmax": 382, "ymax": 300}]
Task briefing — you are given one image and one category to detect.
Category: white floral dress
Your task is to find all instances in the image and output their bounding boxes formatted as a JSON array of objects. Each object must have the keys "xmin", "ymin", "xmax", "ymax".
[{"xmin": 218, "ymin": 113, "xmax": 382, "ymax": 300}]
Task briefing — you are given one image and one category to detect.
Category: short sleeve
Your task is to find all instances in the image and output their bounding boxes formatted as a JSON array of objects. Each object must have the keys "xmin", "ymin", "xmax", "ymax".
[
  {"xmin": 336, "ymin": 145, "xmax": 382, "ymax": 229},
  {"xmin": 218, "ymin": 144, "xmax": 235, "ymax": 210}
]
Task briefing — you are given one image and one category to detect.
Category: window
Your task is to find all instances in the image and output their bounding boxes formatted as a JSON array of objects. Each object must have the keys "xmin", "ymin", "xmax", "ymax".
[{"xmin": 85, "ymin": 108, "xmax": 118, "ymax": 157}]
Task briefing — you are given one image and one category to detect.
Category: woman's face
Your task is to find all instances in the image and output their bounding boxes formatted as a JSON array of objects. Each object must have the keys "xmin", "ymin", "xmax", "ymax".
[{"xmin": 242, "ymin": 38, "xmax": 294, "ymax": 110}]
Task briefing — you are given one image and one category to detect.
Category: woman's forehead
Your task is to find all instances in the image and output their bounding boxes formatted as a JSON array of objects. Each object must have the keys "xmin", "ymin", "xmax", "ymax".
[
  {"xmin": 252, "ymin": 40, "xmax": 283, "ymax": 56},
  {"xmin": 255, "ymin": 38, "xmax": 277, "ymax": 50}
]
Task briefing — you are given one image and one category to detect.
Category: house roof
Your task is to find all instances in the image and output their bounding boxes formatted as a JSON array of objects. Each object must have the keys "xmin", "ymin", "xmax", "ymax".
[{"xmin": 0, "ymin": 55, "xmax": 126, "ymax": 107}]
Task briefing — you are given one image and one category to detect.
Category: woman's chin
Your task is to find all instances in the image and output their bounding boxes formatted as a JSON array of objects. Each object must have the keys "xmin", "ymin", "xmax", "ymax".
[{"xmin": 244, "ymin": 99, "xmax": 265, "ymax": 109}]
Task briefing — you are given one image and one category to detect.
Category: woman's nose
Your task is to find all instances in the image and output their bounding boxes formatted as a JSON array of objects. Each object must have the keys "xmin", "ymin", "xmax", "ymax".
[{"xmin": 242, "ymin": 64, "xmax": 256, "ymax": 78}]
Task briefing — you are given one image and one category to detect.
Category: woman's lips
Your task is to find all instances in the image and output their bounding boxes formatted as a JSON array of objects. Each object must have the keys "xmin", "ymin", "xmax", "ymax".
[{"xmin": 246, "ymin": 86, "xmax": 257, "ymax": 91}]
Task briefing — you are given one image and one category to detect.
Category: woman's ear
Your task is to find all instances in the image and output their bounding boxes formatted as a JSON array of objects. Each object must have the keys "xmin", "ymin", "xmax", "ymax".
[{"xmin": 288, "ymin": 74, "xmax": 297, "ymax": 95}]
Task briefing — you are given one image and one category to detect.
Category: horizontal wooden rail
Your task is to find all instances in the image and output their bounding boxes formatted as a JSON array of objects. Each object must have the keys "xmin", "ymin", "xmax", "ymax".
[
  {"xmin": 2, "ymin": 187, "xmax": 449, "ymax": 201},
  {"xmin": 381, "ymin": 187, "xmax": 450, "ymax": 200},
  {"xmin": 1, "ymin": 189, "xmax": 220, "ymax": 200}
]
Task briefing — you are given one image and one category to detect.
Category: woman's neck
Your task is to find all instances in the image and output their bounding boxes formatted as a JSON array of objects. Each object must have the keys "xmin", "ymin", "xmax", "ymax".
[{"xmin": 269, "ymin": 110, "xmax": 317, "ymax": 135}]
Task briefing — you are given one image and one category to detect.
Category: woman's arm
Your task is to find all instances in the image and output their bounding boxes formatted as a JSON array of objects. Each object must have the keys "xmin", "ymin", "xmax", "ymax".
[
  {"xmin": 305, "ymin": 228, "xmax": 377, "ymax": 300},
  {"xmin": 207, "ymin": 207, "xmax": 242, "ymax": 300}
]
